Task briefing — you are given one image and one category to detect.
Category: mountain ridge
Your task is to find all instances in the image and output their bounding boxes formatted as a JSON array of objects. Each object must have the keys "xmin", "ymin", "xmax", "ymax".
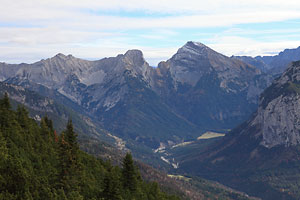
[{"xmin": 0, "ymin": 42, "xmax": 293, "ymax": 151}]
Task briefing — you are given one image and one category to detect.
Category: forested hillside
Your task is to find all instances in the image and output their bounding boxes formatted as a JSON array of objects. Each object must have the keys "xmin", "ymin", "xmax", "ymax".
[{"xmin": 0, "ymin": 94, "xmax": 178, "ymax": 200}]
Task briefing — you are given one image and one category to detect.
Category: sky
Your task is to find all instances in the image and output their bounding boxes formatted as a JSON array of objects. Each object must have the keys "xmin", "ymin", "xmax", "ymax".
[{"xmin": 1, "ymin": 0, "xmax": 300, "ymax": 66}]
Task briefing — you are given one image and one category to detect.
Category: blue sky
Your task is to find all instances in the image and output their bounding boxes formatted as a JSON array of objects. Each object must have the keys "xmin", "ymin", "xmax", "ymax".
[{"xmin": 0, "ymin": 0, "xmax": 300, "ymax": 66}]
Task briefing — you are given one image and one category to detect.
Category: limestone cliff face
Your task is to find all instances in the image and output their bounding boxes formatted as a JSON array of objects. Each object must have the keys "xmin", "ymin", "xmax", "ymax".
[
  {"xmin": 255, "ymin": 93, "xmax": 300, "ymax": 148},
  {"xmin": 250, "ymin": 61, "xmax": 300, "ymax": 148}
]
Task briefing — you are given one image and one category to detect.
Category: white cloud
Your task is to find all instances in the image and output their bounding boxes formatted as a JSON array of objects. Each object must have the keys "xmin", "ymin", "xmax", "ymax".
[
  {"xmin": 208, "ymin": 36, "xmax": 300, "ymax": 57},
  {"xmin": 3, "ymin": 0, "xmax": 300, "ymax": 15},
  {"xmin": 0, "ymin": 0, "xmax": 300, "ymax": 65},
  {"xmin": 1, "ymin": 0, "xmax": 300, "ymax": 29},
  {"xmin": 0, "ymin": 39, "xmax": 178, "ymax": 66}
]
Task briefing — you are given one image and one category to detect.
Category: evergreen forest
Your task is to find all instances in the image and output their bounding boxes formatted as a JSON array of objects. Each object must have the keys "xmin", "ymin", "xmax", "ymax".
[{"xmin": 0, "ymin": 94, "xmax": 179, "ymax": 200}]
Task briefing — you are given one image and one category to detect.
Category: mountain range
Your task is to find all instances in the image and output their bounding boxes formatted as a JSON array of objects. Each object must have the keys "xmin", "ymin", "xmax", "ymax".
[
  {"xmin": 0, "ymin": 42, "xmax": 274, "ymax": 151},
  {"xmin": 1, "ymin": 41, "xmax": 300, "ymax": 199}
]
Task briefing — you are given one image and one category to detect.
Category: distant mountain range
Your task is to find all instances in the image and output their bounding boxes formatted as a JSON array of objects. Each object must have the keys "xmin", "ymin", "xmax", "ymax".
[{"xmin": 233, "ymin": 46, "xmax": 300, "ymax": 74}]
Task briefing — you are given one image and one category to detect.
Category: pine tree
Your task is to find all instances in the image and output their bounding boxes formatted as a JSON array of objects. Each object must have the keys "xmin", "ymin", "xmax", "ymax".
[
  {"xmin": 40, "ymin": 116, "xmax": 55, "ymax": 142},
  {"xmin": 16, "ymin": 105, "xmax": 30, "ymax": 128},
  {"xmin": 64, "ymin": 120, "xmax": 79, "ymax": 155},
  {"xmin": 102, "ymin": 166, "xmax": 122, "ymax": 200},
  {"xmin": 148, "ymin": 182, "xmax": 163, "ymax": 200},
  {"xmin": 121, "ymin": 153, "xmax": 138, "ymax": 193},
  {"xmin": 0, "ymin": 130, "xmax": 8, "ymax": 192},
  {"xmin": 0, "ymin": 93, "xmax": 13, "ymax": 130},
  {"xmin": 58, "ymin": 133, "xmax": 70, "ymax": 190},
  {"xmin": 0, "ymin": 131, "xmax": 7, "ymax": 160},
  {"xmin": 0, "ymin": 93, "xmax": 11, "ymax": 110},
  {"xmin": 43, "ymin": 115, "xmax": 54, "ymax": 132},
  {"xmin": 58, "ymin": 120, "xmax": 81, "ymax": 195}
]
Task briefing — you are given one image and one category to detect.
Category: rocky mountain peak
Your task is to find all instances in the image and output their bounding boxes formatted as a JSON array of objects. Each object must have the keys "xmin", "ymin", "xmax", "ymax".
[
  {"xmin": 54, "ymin": 53, "xmax": 66, "ymax": 58},
  {"xmin": 124, "ymin": 49, "xmax": 143, "ymax": 57},
  {"xmin": 51, "ymin": 53, "xmax": 77, "ymax": 62},
  {"xmin": 160, "ymin": 41, "xmax": 261, "ymax": 92},
  {"xmin": 159, "ymin": 41, "xmax": 220, "ymax": 87},
  {"xmin": 123, "ymin": 49, "xmax": 145, "ymax": 66},
  {"xmin": 185, "ymin": 41, "xmax": 208, "ymax": 48},
  {"xmin": 177, "ymin": 41, "xmax": 212, "ymax": 56},
  {"xmin": 120, "ymin": 49, "xmax": 153, "ymax": 83},
  {"xmin": 52, "ymin": 53, "xmax": 69, "ymax": 60}
]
